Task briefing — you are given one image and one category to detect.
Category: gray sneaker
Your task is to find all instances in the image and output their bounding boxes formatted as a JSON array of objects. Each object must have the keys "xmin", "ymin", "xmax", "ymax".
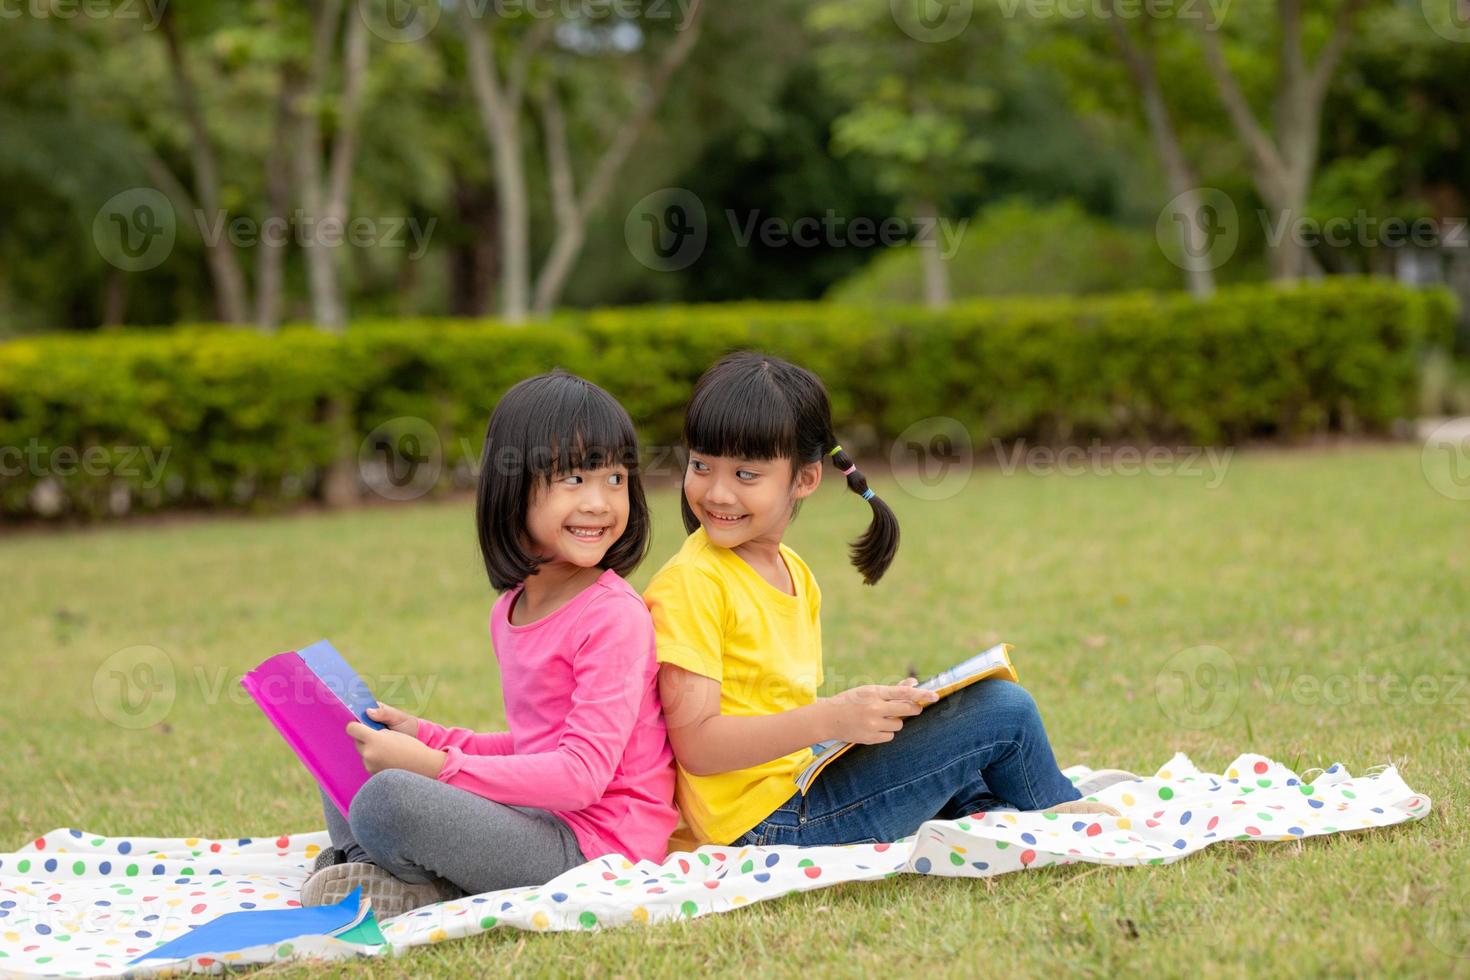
[
  {"xmin": 1073, "ymin": 769, "xmax": 1141, "ymax": 796},
  {"xmin": 312, "ymin": 846, "xmax": 345, "ymax": 874},
  {"xmin": 300, "ymin": 861, "xmax": 462, "ymax": 920}
]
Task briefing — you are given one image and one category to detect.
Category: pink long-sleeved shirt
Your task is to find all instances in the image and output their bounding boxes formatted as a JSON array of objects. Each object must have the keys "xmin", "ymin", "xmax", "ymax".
[{"xmin": 415, "ymin": 569, "xmax": 678, "ymax": 864}]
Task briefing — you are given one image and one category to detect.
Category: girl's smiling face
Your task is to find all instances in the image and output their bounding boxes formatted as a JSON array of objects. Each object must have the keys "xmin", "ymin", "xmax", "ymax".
[
  {"xmin": 684, "ymin": 453, "xmax": 820, "ymax": 549},
  {"xmin": 524, "ymin": 464, "xmax": 631, "ymax": 568}
]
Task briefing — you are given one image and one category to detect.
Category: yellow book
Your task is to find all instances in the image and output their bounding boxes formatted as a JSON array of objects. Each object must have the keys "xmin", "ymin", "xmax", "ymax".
[{"xmin": 793, "ymin": 643, "xmax": 1018, "ymax": 795}]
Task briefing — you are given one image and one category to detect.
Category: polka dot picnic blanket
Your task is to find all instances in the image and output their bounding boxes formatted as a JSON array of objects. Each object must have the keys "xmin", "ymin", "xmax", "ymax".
[{"xmin": 0, "ymin": 752, "xmax": 1431, "ymax": 978}]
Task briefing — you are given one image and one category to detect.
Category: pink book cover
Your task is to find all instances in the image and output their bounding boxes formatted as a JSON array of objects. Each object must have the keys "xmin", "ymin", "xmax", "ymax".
[{"xmin": 241, "ymin": 651, "xmax": 372, "ymax": 818}]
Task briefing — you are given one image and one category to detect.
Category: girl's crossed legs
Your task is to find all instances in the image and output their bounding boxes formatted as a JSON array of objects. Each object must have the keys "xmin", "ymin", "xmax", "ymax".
[
  {"xmin": 732, "ymin": 679, "xmax": 1082, "ymax": 847},
  {"xmin": 321, "ymin": 769, "xmax": 587, "ymax": 896}
]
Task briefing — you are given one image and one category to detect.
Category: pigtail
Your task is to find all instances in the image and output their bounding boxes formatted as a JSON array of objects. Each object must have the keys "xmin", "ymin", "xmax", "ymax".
[{"xmin": 829, "ymin": 444, "xmax": 900, "ymax": 585}]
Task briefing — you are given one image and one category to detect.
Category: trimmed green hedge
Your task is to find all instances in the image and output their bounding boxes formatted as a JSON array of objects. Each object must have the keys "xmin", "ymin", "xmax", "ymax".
[{"xmin": 0, "ymin": 278, "xmax": 1457, "ymax": 519}]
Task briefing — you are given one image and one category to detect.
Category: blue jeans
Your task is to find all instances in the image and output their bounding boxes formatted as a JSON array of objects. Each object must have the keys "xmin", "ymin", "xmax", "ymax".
[{"xmin": 732, "ymin": 678, "xmax": 1083, "ymax": 846}]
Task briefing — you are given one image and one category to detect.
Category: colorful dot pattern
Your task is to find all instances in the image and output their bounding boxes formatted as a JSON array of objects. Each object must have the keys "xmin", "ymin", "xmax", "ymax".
[{"xmin": 0, "ymin": 753, "xmax": 1431, "ymax": 977}]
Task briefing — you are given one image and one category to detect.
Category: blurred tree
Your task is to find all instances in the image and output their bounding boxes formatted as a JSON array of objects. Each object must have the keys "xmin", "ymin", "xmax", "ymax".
[
  {"xmin": 1, "ymin": 0, "xmax": 1463, "ymax": 331},
  {"xmin": 291, "ymin": 0, "xmax": 372, "ymax": 331},
  {"xmin": 1103, "ymin": 1, "xmax": 1215, "ymax": 297},
  {"xmin": 1193, "ymin": 0, "xmax": 1376, "ymax": 280},
  {"xmin": 0, "ymin": 20, "xmax": 145, "ymax": 331},
  {"xmin": 1316, "ymin": 5, "xmax": 1470, "ymax": 270},
  {"xmin": 808, "ymin": 0, "xmax": 995, "ymax": 308},
  {"xmin": 1029, "ymin": 2, "xmax": 1228, "ymax": 297},
  {"xmin": 154, "ymin": 3, "xmax": 253, "ymax": 323},
  {"xmin": 828, "ymin": 198, "xmax": 1179, "ymax": 304},
  {"xmin": 458, "ymin": 0, "xmax": 706, "ymax": 321}
]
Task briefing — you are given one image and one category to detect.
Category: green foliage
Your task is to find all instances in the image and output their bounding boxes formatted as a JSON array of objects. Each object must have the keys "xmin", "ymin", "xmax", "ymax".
[
  {"xmin": 827, "ymin": 199, "xmax": 1181, "ymax": 304},
  {"xmin": 0, "ymin": 279, "xmax": 1455, "ymax": 519},
  {"xmin": 810, "ymin": 0, "xmax": 998, "ymax": 207}
]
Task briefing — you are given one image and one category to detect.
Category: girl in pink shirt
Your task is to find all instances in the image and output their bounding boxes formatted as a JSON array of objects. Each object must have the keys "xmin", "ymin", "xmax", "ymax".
[{"xmin": 302, "ymin": 371, "xmax": 677, "ymax": 919}]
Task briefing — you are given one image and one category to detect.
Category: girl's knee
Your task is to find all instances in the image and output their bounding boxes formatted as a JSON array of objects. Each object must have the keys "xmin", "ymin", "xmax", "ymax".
[
  {"xmin": 971, "ymin": 678, "xmax": 1038, "ymax": 723},
  {"xmin": 348, "ymin": 769, "xmax": 421, "ymax": 834}
]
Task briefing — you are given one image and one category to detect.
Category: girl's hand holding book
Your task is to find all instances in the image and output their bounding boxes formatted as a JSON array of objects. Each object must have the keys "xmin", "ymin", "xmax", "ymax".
[
  {"xmin": 365, "ymin": 702, "xmax": 421, "ymax": 738},
  {"xmin": 345, "ymin": 721, "xmax": 448, "ymax": 779},
  {"xmin": 819, "ymin": 680, "xmax": 938, "ymax": 745}
]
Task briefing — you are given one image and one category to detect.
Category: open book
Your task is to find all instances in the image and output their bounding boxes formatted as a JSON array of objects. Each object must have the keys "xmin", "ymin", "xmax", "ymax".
[
  {"xmin": 793, "ymin": 643, "xmax": 1018, "ymax": 794},
  {"xmin": 241, "ymin": 640, "xmax": 385, "ymax": 818}
]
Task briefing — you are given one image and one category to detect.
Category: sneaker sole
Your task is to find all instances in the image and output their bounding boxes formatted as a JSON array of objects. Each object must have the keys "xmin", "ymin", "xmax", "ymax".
[{"xmin": 302, "ymin": 863, "xmax": 456, "ymax": 920}]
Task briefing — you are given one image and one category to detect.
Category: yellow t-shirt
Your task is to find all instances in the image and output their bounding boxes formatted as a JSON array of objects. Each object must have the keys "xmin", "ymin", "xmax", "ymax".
[{"xmin": 643, "ymin": 528, "xmax": 823, "ymax": 846}]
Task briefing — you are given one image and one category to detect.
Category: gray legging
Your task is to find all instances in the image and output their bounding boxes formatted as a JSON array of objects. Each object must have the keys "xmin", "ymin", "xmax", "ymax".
[{"xmin": 320, "ymin": 769, "xmax": 587, "ymax": 896}]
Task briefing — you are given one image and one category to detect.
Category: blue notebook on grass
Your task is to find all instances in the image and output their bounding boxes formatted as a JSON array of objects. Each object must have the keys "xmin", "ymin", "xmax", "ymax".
[{"xmin": 127, "ymin": 885, "xmax": 384, "ymax": 965}]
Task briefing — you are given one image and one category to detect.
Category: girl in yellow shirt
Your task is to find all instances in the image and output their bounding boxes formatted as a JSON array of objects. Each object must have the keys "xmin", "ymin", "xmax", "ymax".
[{"xmin": 644, "ymin": 352, "xmax": 1125, "ymax": 848}]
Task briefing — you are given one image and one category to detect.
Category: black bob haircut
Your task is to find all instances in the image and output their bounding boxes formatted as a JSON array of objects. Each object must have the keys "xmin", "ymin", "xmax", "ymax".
[
  {"xmin": 679, "ymin": 351, "xmax": 900, "ymax": 585},
  {"xmin": 476, "ymin": 370, "xmax": 650, "ymax": 592}
]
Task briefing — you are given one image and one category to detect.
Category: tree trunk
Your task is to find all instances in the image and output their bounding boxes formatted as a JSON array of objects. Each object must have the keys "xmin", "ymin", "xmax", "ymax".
[
  {"xmin": 397, "ymin": 248, "xmax": 420, "ymax": 317},
  {"xmin": 449, "ymin": 178, "xmax": 499, "ymax": 317},
  {"xmin": 101, "ymin": 270, "xmax": 129, "ymax": 326},
  {"xmin": 916, "ymin": 198, "xmax": 950, "ymax": 310},
  {"xmin": 460, "ymin": 5, "xmax": 530, "ymax": 323},
  {"xmin": 1195, "ymin": 0, "xmax": 1359, "ymax": 282},
  {"xmin": 295, "ymin": 0, "xmax": 344, "ymax": 331},
  {"xmin": 158, "ymin": 6, "xmax": 251, "ymax": 324},
  {"xmin": 256, "ymin": 64, "xmax": 301, "ymax": 332},
  {"xmin": 295, "ymin": 0, "xmax": 370, "ymax": 333},
  {"xmin": 295, "ymin": 118, "xmax": 345, "ymax": 331},
  {"xmin": 529, "ymin": 0, "xmax": 705, "ymax": 315},
  {"xmin": 1108, "ymin": 6, "xmax": 1215, "ymax": 297}
]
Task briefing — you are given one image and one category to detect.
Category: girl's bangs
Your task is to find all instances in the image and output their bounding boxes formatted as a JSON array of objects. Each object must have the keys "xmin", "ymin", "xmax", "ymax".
[
  {"xmin": 525, "ymin": 385, "xmax": 640, "ymax": 478},
  {"xmin": 684, "ymin": 370, "xmax": 797, "ymax": 461}
]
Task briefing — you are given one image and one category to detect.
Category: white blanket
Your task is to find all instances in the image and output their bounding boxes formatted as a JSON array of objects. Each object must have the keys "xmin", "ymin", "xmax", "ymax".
[{"xmin": 0, "ymin": 752, "xmax": 1431, "ymax": 978}]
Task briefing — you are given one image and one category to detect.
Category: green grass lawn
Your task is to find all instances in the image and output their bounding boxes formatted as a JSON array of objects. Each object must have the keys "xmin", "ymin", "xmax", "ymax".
[{"xmin": 3, "ymin": 445, "xmax": 1467, "ymax": 977}]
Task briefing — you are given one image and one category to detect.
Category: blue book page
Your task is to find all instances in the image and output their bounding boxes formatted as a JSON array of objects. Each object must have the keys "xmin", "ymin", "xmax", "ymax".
[{"xmin": 297, "ymin": 640, "xmax": 385, "ymax": 729}]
